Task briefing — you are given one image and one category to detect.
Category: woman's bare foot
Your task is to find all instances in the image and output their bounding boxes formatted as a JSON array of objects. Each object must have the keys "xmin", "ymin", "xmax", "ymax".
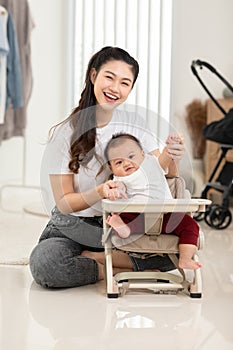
[
  {"xmin": 106, "ymin": 213, "xmax": 131, "ymax": 238},
  {"xmin": 81, "ymin": 249, "xmax": 134, "ymax": 280},
  {"xmin": 81, "ymin": 250, "xmax": 105, "ymax": 280}
]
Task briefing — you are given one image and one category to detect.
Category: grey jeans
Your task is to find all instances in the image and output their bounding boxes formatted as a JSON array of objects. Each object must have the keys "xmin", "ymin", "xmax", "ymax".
[{"xmin": 29, "ymin": 207, "xmax": 175, "ymax": 289}]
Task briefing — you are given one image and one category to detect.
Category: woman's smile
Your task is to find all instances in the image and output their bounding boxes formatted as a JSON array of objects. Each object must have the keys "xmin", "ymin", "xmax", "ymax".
[{"xmin": 103, "ymin": 91, "xmax": 119, "ymax": 103}]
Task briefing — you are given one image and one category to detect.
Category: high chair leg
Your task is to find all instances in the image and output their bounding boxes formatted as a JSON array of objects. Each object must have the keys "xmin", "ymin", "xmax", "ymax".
[
  {"xmin": 103, "ymin": 211, "xmax": 119, "ymax": 298},
  {"xmin": 190, "ymin": 254, "xmax": 202, "ymax": 298},
  {"xmin": 168, "ymin": 253, "xmax": 202, "ymax": 298},
  {"xmin": 105, "ymin": 246, "xmax": 119, "ymax": 298}
]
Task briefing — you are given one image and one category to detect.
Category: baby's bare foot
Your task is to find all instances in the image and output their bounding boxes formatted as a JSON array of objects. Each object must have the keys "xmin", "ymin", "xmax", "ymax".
[
  {"xmin": 179, "ymin": 258, "xmax": 202, "ymax": 270},
  {"xmin": 106, "ymin": 213, "xmax": 131, "ymax": 238}
]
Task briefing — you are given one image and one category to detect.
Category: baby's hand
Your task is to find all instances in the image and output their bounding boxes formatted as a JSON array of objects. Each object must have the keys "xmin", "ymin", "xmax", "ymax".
[
  {"xmin": 117, "ymin": 181, "xmax": 128, "ymax": 199},
  {"xmin": 103, "ymin": 180, "xmax": 128, "ymax": 200},
  {"xmin": 166, "ymin": 133, "xmax": 184, "ymax": 145}
]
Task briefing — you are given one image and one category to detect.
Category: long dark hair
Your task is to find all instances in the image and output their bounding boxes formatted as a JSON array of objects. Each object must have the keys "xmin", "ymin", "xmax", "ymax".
[{"xmin": 58, "ymin": 47, "xmax": 139, "ymax": 174}]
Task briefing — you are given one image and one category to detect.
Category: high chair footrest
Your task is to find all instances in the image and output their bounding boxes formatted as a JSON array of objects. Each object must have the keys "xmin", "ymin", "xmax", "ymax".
[{"xmin": 114, "ymin": 271, "xmax": 183, "ymax": 285}]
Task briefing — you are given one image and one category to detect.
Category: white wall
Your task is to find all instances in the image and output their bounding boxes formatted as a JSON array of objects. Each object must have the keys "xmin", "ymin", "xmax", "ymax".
[{"xmin": 170, "ymin": 0, "xmax": 233, "ymax": 132}]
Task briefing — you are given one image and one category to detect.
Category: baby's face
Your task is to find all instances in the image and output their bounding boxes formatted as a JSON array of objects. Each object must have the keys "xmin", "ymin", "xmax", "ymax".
[{"xmin": 108, "ymin": 139, "xmax": 144, "ymax": 177}]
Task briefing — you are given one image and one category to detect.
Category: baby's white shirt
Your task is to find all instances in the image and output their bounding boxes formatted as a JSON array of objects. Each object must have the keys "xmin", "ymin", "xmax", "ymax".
[{"xmin": 113, "ymin": 154, "xmax": 173, "ymax": 201}]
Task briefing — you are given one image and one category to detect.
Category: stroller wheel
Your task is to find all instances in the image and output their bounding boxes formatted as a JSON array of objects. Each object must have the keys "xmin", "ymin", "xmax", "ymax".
[{"xmin": 205, "ymin": 205, "xmax": 232, "ymax": 230}]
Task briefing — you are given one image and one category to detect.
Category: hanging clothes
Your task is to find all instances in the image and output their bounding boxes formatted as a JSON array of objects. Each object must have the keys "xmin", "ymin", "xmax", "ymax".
[
  {"xmin": 6, "ymin": 11, "xmax": 24, "ymax": 109},
  {"xmin": 0, "ymin": 6, "xmax": 9, "ymax": 124},
  {"xmin": 0, "ymin": 0, "xmax": 35, "ymax": 141}
]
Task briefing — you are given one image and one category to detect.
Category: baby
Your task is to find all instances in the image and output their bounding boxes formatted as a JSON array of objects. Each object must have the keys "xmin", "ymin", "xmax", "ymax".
[{"xmin": 104, "ymin": 133, "xmax": 202, "ymax": 270}]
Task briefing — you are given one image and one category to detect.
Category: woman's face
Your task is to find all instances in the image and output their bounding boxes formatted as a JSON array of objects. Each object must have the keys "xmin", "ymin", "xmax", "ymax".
[{"xmin": 91, "ymin": 60, "xmax": 134, "ymax": 110}]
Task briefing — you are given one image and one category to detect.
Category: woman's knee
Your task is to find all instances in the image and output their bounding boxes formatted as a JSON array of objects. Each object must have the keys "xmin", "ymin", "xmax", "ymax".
[
  {"xmin": 29, "ymin": 238, "xmax": 98, "ymax": 288},
  {"xmin": 29, "ymin": 239, "xmax": 64, "ymax": 288}
]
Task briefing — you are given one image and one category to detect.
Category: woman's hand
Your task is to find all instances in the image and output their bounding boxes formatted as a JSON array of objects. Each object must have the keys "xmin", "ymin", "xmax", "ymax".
[
  {"xmin": 165, "ymin": 133, "xmax": 185, "ymax": 161},
  {"xmin": 102, "ymin": 180, "xmax": 127, "ymax": 200}
]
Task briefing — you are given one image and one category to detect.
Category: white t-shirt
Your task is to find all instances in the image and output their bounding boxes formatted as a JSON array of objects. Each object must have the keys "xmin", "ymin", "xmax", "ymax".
[
  {"xmin": 113, "ymin": 154, "xmax": 173, "ymax": 202},
  {"xmin": 41, "ymin": 108, "xmax": 159, "ymax": 216}
]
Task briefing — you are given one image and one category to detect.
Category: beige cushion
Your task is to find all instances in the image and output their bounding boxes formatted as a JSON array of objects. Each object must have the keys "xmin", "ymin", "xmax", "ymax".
[{"xmin": 112, "ymin": 233, "xmax": 179, "ymax": 254}]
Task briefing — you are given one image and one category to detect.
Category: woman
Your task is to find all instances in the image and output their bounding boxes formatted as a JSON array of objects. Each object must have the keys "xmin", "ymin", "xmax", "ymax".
[{"xmin": 30, "ymin": 46, "xmax": 185, "ymax": 288}]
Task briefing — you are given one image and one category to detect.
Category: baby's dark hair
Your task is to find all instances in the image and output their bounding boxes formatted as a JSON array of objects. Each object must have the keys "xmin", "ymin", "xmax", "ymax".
[{"xmin": 104, "ymin": 133, "xmax": 143, "ymax": 164}]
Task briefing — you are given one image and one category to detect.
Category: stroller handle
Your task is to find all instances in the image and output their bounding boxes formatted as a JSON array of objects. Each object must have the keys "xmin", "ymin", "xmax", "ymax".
[
  {"xmin": 191, "ymin": 59, "xmax": 233, "ymax": 115},
  {"xmin": 191, "ymin": 60, "xmax": 217, "ymax": 75}
]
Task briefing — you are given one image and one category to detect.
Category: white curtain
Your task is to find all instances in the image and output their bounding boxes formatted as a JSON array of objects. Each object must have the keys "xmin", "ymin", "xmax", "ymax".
[{"xmin": 71, "ymin": 0, "xmax": 173, "ymax": 140}]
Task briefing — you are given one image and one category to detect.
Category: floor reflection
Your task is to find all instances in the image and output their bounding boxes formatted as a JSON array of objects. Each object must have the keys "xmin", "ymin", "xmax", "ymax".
[
  {"xmin": 28, "ymin": 281, "xmax": 203, "ymax": 350},
  {"xmin": 0, "ymin": 267, "xmax": 30, "ymax": 350}
]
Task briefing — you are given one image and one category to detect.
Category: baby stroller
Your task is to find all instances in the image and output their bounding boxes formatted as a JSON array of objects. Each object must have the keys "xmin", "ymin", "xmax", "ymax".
[{"xmin": 191, "ymin": 60, "xmax": 233, "ymax": 229}]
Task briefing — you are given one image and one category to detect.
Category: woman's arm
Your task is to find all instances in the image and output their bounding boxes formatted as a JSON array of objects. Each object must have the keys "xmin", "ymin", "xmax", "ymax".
[
  {"xmin": 50, "ymin": 174, "xmax": 122, "ymax": 214},
  {"xmin": 50, "ymin": 174, "xmax": 104, "ymax": 214}
]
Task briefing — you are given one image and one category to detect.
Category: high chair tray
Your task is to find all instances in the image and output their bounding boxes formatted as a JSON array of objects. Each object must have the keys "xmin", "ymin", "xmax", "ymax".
[{"xmin": 102, "ymin": 198, "xmax": 211, "ymax": 213}]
